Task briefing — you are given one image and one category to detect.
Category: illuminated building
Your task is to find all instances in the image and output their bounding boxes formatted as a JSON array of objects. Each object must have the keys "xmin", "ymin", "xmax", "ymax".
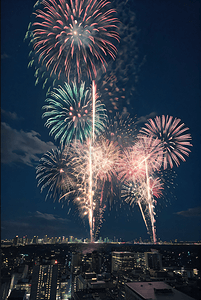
[
  {"xmin": 71, "ymin": 252, "xmax": 82, "ymax": 273},
  {"xmin": 134, "ymin": 252, "xmax": 146, "ymax": 269},
  {"xmin": 69, "ymin": 236, "xmax": 74, "ymax": 243},
  {"xmin": 14, "ymin": 281, "xmax": 31, "ymax": 297},
  {"xmin": 81, "ymin": 253, "xmax": 92, "ymax": 273},
  {"xmin": 144, "ymin": 251, "xmax": 162, "ymax": 270},
  {"xmin": 125, "ymin": 281, "xmax": 195, "ymax": 300},
  {"xmin": 111, "ymin": 252, "xmax": 134, "ymax": 273},
  {"xmin": 30, "ymin": 264, "xmax": 58, "ymax": 300}
]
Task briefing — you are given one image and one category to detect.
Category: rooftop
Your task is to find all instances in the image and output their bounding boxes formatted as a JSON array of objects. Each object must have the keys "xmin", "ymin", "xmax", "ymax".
[{"xmin": 126, "ymin": 281, "xmax": 195, "ymax": 300}]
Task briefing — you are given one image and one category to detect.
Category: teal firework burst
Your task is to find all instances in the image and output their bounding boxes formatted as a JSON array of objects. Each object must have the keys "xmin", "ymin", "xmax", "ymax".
[{"xmin": 42, "ymin": 81, "xmax": 108, "ymax": 145}]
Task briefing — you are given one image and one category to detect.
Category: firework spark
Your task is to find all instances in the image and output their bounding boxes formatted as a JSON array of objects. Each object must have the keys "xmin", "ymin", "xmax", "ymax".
[
  {"xmin": 140, "ymin": 115, "xmax": 192, "ymax": 169},
  {"xmin": 42, "ymin": 81, "xmax": 107, "ymax": 145},
  {"xmin": 26, "ymin": 0, "xmax": 119, "ymax": 83},
  {"xmin": 103, "ymin": 113, "xmax": 137, "ymax": 148}
]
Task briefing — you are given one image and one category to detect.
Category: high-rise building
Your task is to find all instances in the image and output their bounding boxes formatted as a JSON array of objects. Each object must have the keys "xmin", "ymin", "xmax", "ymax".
[
  {"xmin": 111, "ymin": 252, "xmax": 135, "ymax": 273},
  {"xmin": 71, "ymin": 252, "xmax": 82, "ymax": 273},
  {"xmin": 69, "ymin": 236, "xmax": 74, "ymax": 243},
  {"xmin": 43, "ymin": 235, "xmax": 48, "ymax": 243},
  {"xmin": 81, "ymin": 253, "xmax": 92, "ymax": 273},
  {"xmin": 13, "ymin": 236, "xmax": 19, "ymax": 246},
  {"xmin": 33, "ymin": 236, "xmax": 38, "ymax": 244},
  {"xmin": 134, "ymin": 252, "xmax": 146, "ymax": 269},
  {"xmin": 144, "ymin": 251, "xmax": 162, "ymax": 270},
  {"xmin": 30, "ymin": 264, "xmax": 58, "ymax": 300},
  {"xmin": 92, "ymin": 251, "xmax": 102, "ymax": 274}
]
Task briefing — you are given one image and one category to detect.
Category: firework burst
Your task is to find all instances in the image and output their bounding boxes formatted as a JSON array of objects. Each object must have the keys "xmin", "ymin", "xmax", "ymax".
[
  {"xmin": 36, "ymin": 147, "xmax": 75, "ymax": 201},
  {"xmin": 103, "ymin": 113, "xmax": 137, "ymax": 148},
  {"xmin": 42, "ymin": 81, "xmax": 107, "ymax": 145},
  {"xmin": 71, "ymin": 137, "xmax": 120, "ymax": 198},
  {"xmin": 121, "ymin": 176, "xmax": 164, "ymax": 242},
  {"xmin": 140, "ymin": 115, "xmax": 192, "ymax": 169},
  {"xmin": 70, "ymin": 137, "xmax": 120, "ymax": 240},
  {"xmin": 118, "ymin": 134, "xmax": 163, "ymax": 182},
  {"xmin": 118, "ymin": 134, "xmax": 164, "ymax": 243},
  {"xmin": 26, "ymin": 0, "xmax": 119, "ymax": 83},
  {"xmin": 122, "ymin": 176, "xmax": 163, "ymax": 206}
]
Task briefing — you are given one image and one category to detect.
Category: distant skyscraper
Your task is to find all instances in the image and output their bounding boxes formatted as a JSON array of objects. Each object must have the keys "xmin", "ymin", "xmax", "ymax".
[
  {"xmin": 69, "ymin": 236, "xmax": 74, "ymax": 243},
  {"xmin": 144, "ymin": 252, "xmax": 162, "ymax": 270},
  {"xmin": 33, "ymin": 236, "xmax": 38, "ymax": 244},
  {"xmin": 30, "ymin": 264, "xmax": 58, "ymax": 300},
  {"xmin": 13, "ymin": 236, "xmax": 19, "ymax": 246},
  {"xmin": 44, "ymin": 235, "xmax": 48, "ymax": 243},
  {"xmin": 111, "ymin": 252, "xmax": 134, "ymax": 273}
]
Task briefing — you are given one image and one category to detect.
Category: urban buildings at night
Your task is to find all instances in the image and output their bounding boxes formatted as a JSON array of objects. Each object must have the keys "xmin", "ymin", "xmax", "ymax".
[
  {"xmin": 1, "ymin": 236, "xmax": 201, "ymax": 300},
  {"xmin": 111, "ymin": 252, "xmax": 135, "ymax": 273},
  {"xmin": 30, "ymin": 264, "xmax": 58, "ymax": 300}
]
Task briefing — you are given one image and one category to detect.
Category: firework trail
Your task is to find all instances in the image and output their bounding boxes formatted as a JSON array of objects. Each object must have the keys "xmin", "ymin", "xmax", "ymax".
[
  {"xmin": 42, "ymin": 81, "xmax": 107, "ymax": 146},
  {"xmin": 71, "ymin": 137, "xmax": 120, "ymax": 241},
  {"xmin": 118, "ymin": 134, "xmax": 163, "ymax": 243},
  {"xmin": 140, "ymin": 115, "xmax": 192, "ymax": 169},
  {"xmin": 136, "ymin": 135, "xmax": 163, "ymax": 243},
  {"xmin": 25, "ymin": 0, "xmax": 119, "ymax": 83},
  {"xmin": 36, "ymin": 147, "xmax": 75, "ymax": 202},
  {"xmin": 118, "ymin": 135, "xmax": 163, "ymax": 182},
  {"xmin": 121, "ymin": 176, "xmax": 164, "ymax": 236}
]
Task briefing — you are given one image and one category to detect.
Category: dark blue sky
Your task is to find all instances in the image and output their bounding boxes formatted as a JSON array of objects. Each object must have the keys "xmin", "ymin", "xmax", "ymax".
[{"xmin": 1, "ymin": 0, "xmax": 201, "ymax": 242}]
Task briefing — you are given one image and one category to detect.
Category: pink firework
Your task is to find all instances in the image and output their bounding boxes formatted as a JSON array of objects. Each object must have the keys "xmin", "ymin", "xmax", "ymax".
[
  {"xmin": 118, "ymin": 135, "xmax": 163, "ymax": 182},
  {"xmin": 29, "ymin": 0, "xmax": 119, "ymax": 82},
  {"xmin": 94, "ymin": 138, "xmax": 120, "ymax": 184},
  {"xmin": 149, "ymin": 177, "xmax": 164, "ymax": 199},
  {"xmin": 118, "ymin": 135, "xmax": 163, "ymax": 243},
  {"xmin": 135, "ymin": 134, "xmax": 164, "ymax": 173},
  {"xmin": 140, "ymin": 115, "xmax": 192, "ymax": 169},
  {"xmin": 118, "ymin": 146, "xmax": 146, "ymax": 182}
]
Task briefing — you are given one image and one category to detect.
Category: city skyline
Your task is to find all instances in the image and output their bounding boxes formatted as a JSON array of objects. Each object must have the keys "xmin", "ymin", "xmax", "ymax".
[{"xmin": 1, "ymin": 0, "xmax": 201, "ymax": 242}]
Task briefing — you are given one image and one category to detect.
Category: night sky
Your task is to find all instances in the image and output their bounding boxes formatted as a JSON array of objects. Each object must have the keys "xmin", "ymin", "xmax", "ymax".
[{"xmin": 1, "ymin": 0, "xmax": 201, "ymax": 242}]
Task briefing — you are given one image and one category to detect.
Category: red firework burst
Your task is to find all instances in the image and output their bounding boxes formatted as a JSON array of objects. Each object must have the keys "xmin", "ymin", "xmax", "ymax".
[
  {"xmin": 29, "ymin": 0, "xmax": 119, "ymax": 82},
  {"xmin": 149, "ymin": 177, "xmax": 164, "ymax": 199},
  {"xmin": 117, "ymin": 146, "xmax": 146, "ymax": 182}
]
